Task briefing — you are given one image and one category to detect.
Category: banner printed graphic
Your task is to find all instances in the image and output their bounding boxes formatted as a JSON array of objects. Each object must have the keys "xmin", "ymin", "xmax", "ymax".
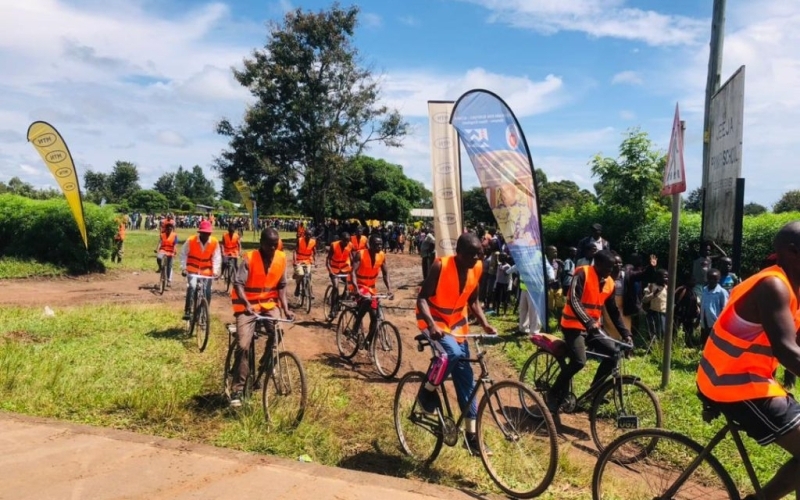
[
  {"xmin": 233, "ymin": 179, "xmax": 254, "ymax": 218},
  {"xmin": 451, "ymin": 90, "xmax": 548, "ymax": 330},
  {"xmin": 428, "ymin": 101, "xmax": 463, "ymax": 256},
  {"xmin": 26, "ymin": 121, "xmax": 88, "ymax": 249}
]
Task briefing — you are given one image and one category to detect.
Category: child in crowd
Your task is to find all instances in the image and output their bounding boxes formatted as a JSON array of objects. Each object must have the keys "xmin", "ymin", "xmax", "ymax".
[
  {"xmin": 718, "ymin": 256, "xmax": 741, "ymax": 292},
  {"xmin": 561, "ymin": 247, "xmax": 577, "ymax": 294},
  {"xmin": 493, "ymin": 253, "xmax": 512, "ymax": 316},
  {"xmin": 643, "ymin": 269, "xmax": 669, "ymax": 339},
  {"xmin": 576, "ymin": 243, "xmax": 596, "ymax": 267},
  {"xmin": 700, "ymin": 269, "xmax": 729, "ymax": 346},
  {"xmin": 674, "ymin": 273, "xmax": 701, "ymax": 347}
]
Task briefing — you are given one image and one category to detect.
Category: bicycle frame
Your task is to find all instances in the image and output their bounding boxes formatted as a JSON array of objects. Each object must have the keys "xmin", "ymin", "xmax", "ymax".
[
  {"xmin": 562, "ymin": 335, "xmax": 635, "ymax": 408},
  {"xmin": 187, "ymin": 275, "xmax": 213, "ymax": 310}
]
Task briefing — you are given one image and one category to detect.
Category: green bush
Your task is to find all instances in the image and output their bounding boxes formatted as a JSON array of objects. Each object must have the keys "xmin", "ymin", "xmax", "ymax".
[
  {"xmin": 542, "ymin": 202, "xmax": 800, "ymax": 278},
  {"xmin": 0, "ymin": 194, "xmax": 117, "ymax": 273}
]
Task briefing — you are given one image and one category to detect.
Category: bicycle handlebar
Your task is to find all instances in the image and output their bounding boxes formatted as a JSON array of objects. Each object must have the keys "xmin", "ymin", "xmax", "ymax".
[
  {"xmin": 253, "ymin": 315, "xmax": 295, "ymax": 324},
  {"xmin": 186, "ymin": 274, "xmax": 215, "ymax": 280}
]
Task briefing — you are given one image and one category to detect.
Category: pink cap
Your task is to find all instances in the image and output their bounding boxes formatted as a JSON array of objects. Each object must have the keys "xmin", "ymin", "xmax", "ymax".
[{"xmin": 198, "ymin": 220, "xmax": 213, "ymax": 233}]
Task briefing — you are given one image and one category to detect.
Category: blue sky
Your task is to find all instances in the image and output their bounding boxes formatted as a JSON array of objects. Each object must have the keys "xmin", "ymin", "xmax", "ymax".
[{"xmin": 1, "ymin": 0, "xmax": 798, "ymax": 207}]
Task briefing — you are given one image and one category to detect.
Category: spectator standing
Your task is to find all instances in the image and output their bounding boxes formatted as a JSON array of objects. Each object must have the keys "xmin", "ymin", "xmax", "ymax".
[
  {"xmin": 692, "ymin": 240, "xmax": 727, "ymax": 295},
  {"xmin": 577, "ymin": 243, "xmax": 597, "ymax": 267},
  {"xmin": 643, "ymin": 269, "xmax": 669, "ymax": 339},
  {"xmin": 578, "ymin": 223, "xmax": 610, "ymax": 257},
  {"xmin": 602, "ymin": 253, "xmax": 629, "ymax": 340},
  {"xmin": 718, "ymin": 256, "xmax": 741, "ymax": 292},
  {"xmin": 674, "ymin": 273, "xmax": 701, "ymax": 347},
  {"xmin": 419, "ymin": 228, "xmax": 436, "ymax": 280},
  {"xmin": 700, "ymin": 269, "xmax": 729, "ymax": 346},
  {"xmin": 493, "ymin": 253, "xmax": 512, "ymax": 316},
  {"xmin": 561, "ymin": 247, "xmax": 577, "ymax": 294}
]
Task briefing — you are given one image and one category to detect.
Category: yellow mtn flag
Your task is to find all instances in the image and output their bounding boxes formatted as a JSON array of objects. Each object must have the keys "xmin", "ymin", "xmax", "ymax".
[
  {"xmin": 233, "ymin": 179, "xmax": 254, "ymax": 215},
  {"xmin": 27, "ymin": 121, "xmax": 88, "ymax": 248}
]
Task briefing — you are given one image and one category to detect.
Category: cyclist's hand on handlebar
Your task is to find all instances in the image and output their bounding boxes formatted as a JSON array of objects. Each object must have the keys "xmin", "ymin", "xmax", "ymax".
[
  {"xmin": 245, "ymin": 303, "xmax": 256, "ymax": 316},
  {"xmin": 429, "ymin": 328, "xmax": 445, "ymax": 341},
  {"xmin": 387, "ymin": 292, "xmax": 394, "ymax": 301},
  {"xmin": 482, "ymin": 324, "xmax": 498, "ymax": 335},
  {"xmin": 181, "ymin": 270, "xmax": 187, "ymax": 277},
  {"xmin": 284, "ymin": 310, "xmax": 295, "ymax": 321}
]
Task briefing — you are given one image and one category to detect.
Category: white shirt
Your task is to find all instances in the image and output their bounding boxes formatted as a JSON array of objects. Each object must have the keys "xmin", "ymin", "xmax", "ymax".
[{"xmin": 180, "ymin": 236, "xmax": 222, "ymax": 276}]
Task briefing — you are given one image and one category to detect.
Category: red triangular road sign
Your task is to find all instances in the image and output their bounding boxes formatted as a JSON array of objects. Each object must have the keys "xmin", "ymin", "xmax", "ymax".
[{"xmin": 662, "ymin": 103, "xmax": 686, "ymax": 196}]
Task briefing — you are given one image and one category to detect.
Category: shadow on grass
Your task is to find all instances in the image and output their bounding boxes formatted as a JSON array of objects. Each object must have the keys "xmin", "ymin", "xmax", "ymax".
[
  {"xmin": 187, "ymin": 392, "xmax": 229, "ymax": 415},
  {"xmin": 146, "ymin": 327, "xmax": 186, "ymax": 340},
  {"xmin": 337, "ymin": 441, "xmax": 487, "ymax": 494},
  {"xmin": 316, "ymin": 353, "xmax": 399, "ymax": 385}
]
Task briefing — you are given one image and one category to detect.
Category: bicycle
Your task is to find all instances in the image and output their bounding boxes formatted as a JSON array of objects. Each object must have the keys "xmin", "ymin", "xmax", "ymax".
[
  {"xmin": 394, "ymin": 332, "xmax": 558, "ymax": 499},
  {"xmin": 592, "ymin": 393, "xmax": 765, "ymax": 499},
  {"xmin": 335, "ymin": 293, "xmax": 402, "ymax": 379},
  {"xmin": 158, "ymin": 261, "xmax": 168, "ymax": 295},
  {"xmin": 323, "ymin": 274, "xmax": 349, "ymax": 322},
  {"xmin": 221, "ymin": 258, "xmax": 237, "ymax": 293},
  {"xmin": 223, "ymin": 315, "xmax": 307, "ymax": 426},
  {"xmin": 520, "ymin": 331, "xmax": 662, "ymax": 457},
  {"xmin": 295, "ymin": 264, "xmax": 314, "ymax": 314},
  {"xmin": 185, "ymin": 274, "xmax": 214, "ymax": 352}
]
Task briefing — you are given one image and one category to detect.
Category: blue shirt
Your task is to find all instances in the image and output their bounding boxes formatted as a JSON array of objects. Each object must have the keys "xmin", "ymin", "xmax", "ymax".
[{"xmin": 701, "ymin": 284, "xmax": 729, "ymax": 328}]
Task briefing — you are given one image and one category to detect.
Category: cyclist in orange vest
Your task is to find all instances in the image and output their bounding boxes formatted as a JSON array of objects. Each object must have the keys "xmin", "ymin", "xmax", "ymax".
[
  {"xmin": 697, "ymin": 222, "xmax": 800, "ymax": 500},
  {"xmin": 229, "ymin": 228, "xmax": 295, "ymax": 407},
  {"xmin": 415, "ymin": 233, "xmax": 496, "ymax": 454},
  {"xmin": 326, "ymin": 231, "xmax": 353, "ymax": 319},
  {"xmin": 154, "ymin": 223, "xmax": 179, "ymax": 286},
  {"xmin": 349, "ymin": 233, "xmax": 394, "ymax": 338},
  {"xmin": 350, "ymin": 227, "xmax": 368, "ymax": 253},
  {"xmin": 111, "ymin": 218, "xmax": 126, "ymax": 263},
  {"xmin": 222, "ymin": 223, "xmax": 242, "ymax": 276},
  {"xmin": 293, "ymin": 228, "xmax": 317, "ymax": 297},
  {"xmin": 548, "ymin": 249, "xmax": 632, "ymax": 423},
  {"xmin": 179, "ymin": 220, "xmax": 221, "ymax": 320}
]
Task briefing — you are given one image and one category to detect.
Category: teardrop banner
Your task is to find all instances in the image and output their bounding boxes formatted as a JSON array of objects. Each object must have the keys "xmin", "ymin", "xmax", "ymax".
[
  {"xmin": 26, "ymin": 121, "xmax": 88, "ymax": 249},
  {"xmin": 451, "ymin": 89, "xmax": 548, "ymax": 330}
]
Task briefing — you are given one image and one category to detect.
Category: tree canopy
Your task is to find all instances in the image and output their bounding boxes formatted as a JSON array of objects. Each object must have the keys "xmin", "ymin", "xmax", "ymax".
[
  {"xmin": 214, "ymin": 4, "xmax": 408, "ymax": 222},
  {"xmin": 0, "ymin": 177, "xmax": 60, "ymax": 200},
  {"xmin": 774, "ymin": 190, "xmax": 800, "ymax": 214},
  {"xmin": 84, "ymin": 161, "xmax": 140, "ymax": 204},
  {"xmin": 462, "ymin": 187, "xmax": 494, "ymax": 227}
]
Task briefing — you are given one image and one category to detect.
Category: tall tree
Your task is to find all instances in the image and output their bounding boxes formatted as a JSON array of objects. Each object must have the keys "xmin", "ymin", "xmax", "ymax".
[
  {"xmin": 153, "ymin": 172, "xmax": 178, "ymax": 200},
  {"xmin": 590, "ymin": 128, "xmax": 667, "ymax": 226},
  {"xmin": 540, "ymin": 179, "xmax": 596, "ymax": 214},
  {"xmin": 128, "ymin": 189, "xmax": 169, "ymax": 212},
  {"xmin": 743, "ymin": 202, "xmax": 767, "ymax": 216},
  {"xmin": 684, "ymin": 186, "xmax": 703, "ymax": 212},
  {"xmin": 185, "ymin": 165, "xmax": 217, "ymax": 205},
  {"xmin": 774, "ymin": 190, "xmax": 800, "ymax": 213},
  {"xmin": 83, "ymin": 170, "xmax": 110, "ymax": 203},
  {"xmin": 107, "ymin": 161, "xmax": 140, "ymax": 203},
  {"xmin": 215, "ymin": 5, "xmax": 408, "ymax": 222},
  {"xmin": 462, "ymin": 187, "xmax": 494, "ymax": 228}
]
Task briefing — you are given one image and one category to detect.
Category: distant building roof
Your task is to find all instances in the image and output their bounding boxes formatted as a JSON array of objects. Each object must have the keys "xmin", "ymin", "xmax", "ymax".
[{"xmin": 410, "ymin": 208, "xmax": 434, "ymax": 218}]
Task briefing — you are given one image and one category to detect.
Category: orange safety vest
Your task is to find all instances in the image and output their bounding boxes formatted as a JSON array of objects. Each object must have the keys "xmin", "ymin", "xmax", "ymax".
[
  {"xmin": 185, "ymin": 235, "xmax": 219, "ymax": 276},
  {"xmin": 560, "ymin": 265, "xmax": 615, "ymax": 331},
  {"xmin": 329, "ymin": 241, "xmax": 352, "ymax": 274},
  {"xmin": 115, "ymin": 223, "xmax": 126, "ymax": 241},
  {"xmin": 350, "ymin": 235, "xmax": 368, "ymax": 251},
  {"xmin": 697, "ymin": 266, "xmax": 800, "ymax": 402},
  {"xmin": 416, "ymin": 256, "xmax": 482, "ymax": 342},
  {"xmin": 160, "ymin": 232, "xmax": 177, "ymax": 256},
  {"xmin": 161, "ymin": 217, "xmax": 174, "ymax": 233},
  {"xmin": 296, "ymin": 237, "xmax": 316, "ymax": 264},
  {"xmin": 222, "ymin": 232, "xmax": 240, "ymax": 257},
  {"xmin": 231, "ymin": 250, "xmax": 286, "ymax": 313},
  {"xmin": 355, "ymin": 249, "xmax": 385, "ymax": 295},
  {"xmin": 278, "ymin": 239, "xmax": 284, "ymax": 251}
]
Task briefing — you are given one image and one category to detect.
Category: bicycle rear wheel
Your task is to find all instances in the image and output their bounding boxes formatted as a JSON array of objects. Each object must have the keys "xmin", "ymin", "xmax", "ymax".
[
  {"xmin": 194, "ymin": 298, "xmax": 210, "ymax": 352},
  {"xmin": 336, "ymin": 309, "xmax": 360, "ymax": 359},
  {"xmin": 393, "ymin": 371, "xmax": 443, "ymax": 465},
  {"xmin": 224, "ymin": 264, "xmax": 232, "ymax": 293},
  {"xmin": 477, "ymin": 380, "xmax": 558, "ymax": 499},
  {"xmin": 371, "ymin": 321, "xmax": 402, "ymax": 379},
  {"xmin": 589, "ymin": 377, "xmax": 663, "ymax": 458},
  {"xmin": 592, "ymin": 429, "xmax": 738, "ymax": 500},
  {"xmin": 262, "ymin": 351, "xmax": 307, "ymax": 427},
  {"xmin": 519, "ymin": 350, "xmax": 564, "ymax": 405},
  {"xmin": 223, "ymin": 340, "xmax": 236, "ymax": 398}
]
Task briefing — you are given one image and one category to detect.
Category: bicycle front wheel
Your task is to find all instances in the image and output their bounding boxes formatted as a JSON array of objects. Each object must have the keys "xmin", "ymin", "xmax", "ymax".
[
  {"xmin": 195, "ymin": 298, "xmax": 210, "ymax": 352},
  {"xmin": 262, "ymin": 351, "xmax": 307, "ymax": 427},
  {"xmin": 519, "ymin": 350, "xmax": 564, "ymax": 403},
  {"xmin": 223, "ymin": 340, "xmax": 236, "ymax": 398},
  {"xmin": 371, "ymin": 321, "xmax": 402, "ymax": 379},
  {"xmin": 589, "ymin": 377, "xmax": 663, "ymax": 457},
  {"xmin": 323, "ymin": 285, "xmax": 334, "ymax": 322},
  {"xmin": 477, "ymin": 380, "xmax": 558, "ymax": 499},
  {"xmin": 336, "ymin": 309, "xmax": 360, "ymax": 359},
  {"xmin": 393, "ymin": 371, "xmax": 443, "ymax": 465},
  {"xmin": 304, "ymin": 279, "xmax": 313, "ymax": 314},
  {"xmin": 159, "ymin": 267, "xmax": 167, "ymax": 295},
  {"xmin": 592, "ymin": 428, "xmax": 738, "ymax": 500}
]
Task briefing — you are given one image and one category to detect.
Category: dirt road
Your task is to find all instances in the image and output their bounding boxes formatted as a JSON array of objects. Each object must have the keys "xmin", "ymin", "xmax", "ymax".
[{"xmin": 0, "ymin": 412, "xmax": 481, "ymax": 500}]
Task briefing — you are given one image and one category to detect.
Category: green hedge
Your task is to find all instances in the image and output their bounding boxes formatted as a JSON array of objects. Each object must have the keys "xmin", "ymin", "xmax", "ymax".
[
  {"xmin": 0, "ymin": 194, "xmax": 117, "ymax": 273},
  {"xmin": 542, "ymin": 202, "xmax": 800, "ymax": 278}
]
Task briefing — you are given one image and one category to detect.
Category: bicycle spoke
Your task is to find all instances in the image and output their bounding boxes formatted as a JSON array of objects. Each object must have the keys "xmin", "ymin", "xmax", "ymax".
[{"xmin": 393, "ymin": 371, "xmax": 443, "ymax": 464}]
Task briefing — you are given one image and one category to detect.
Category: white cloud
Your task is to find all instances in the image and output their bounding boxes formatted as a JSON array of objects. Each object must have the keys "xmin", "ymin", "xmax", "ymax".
[
  {"xmin": 399, "ymin": 15, "xmax": 419, "ymax": 26},
  {"xmin": 619, "ymin": 110, "xmax": 636, "ymax": 120},
  {"xmin": 611, "ymin": 70, "xmax": 643, "ymax": 85},
  {"xmin": 456, "ymin": 0, "xmax": 706, "ymax": 46},
  {"xmin": 362, "ymin": 13, "xmax": 383, "ymax": 28},
  {"xmin": 665, "ymin": 0, "xmax": 800, "ymax": 205},
  {"xmin": 156, "ymin": 130, "xmax": 189, "ymax": 148},
  {"xmin": 382, "ymin": 68, "xmax": 565, "ymax": 118},
  {"xmin": 528, "ymin": 127, "xmax": 616, "ymax": 150},
  {"xmin": 20, "ymin": 164, "xmax": 41, "ymax": 176}
]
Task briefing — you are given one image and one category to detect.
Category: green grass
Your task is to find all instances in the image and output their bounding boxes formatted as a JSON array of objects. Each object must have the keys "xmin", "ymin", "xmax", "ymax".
[
  {"xmin": 0, "ymin": 228, "xmax": 298, "ymax": 278},
  {"xmin": 487, "ymin": 310, "xmax": 790, "ymax": 494}
]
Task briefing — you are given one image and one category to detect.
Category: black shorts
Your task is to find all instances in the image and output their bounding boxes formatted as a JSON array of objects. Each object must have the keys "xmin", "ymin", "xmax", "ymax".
[{"xmin": 711, "ymin": 394, "xmax": 800, "ymax": 445}]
